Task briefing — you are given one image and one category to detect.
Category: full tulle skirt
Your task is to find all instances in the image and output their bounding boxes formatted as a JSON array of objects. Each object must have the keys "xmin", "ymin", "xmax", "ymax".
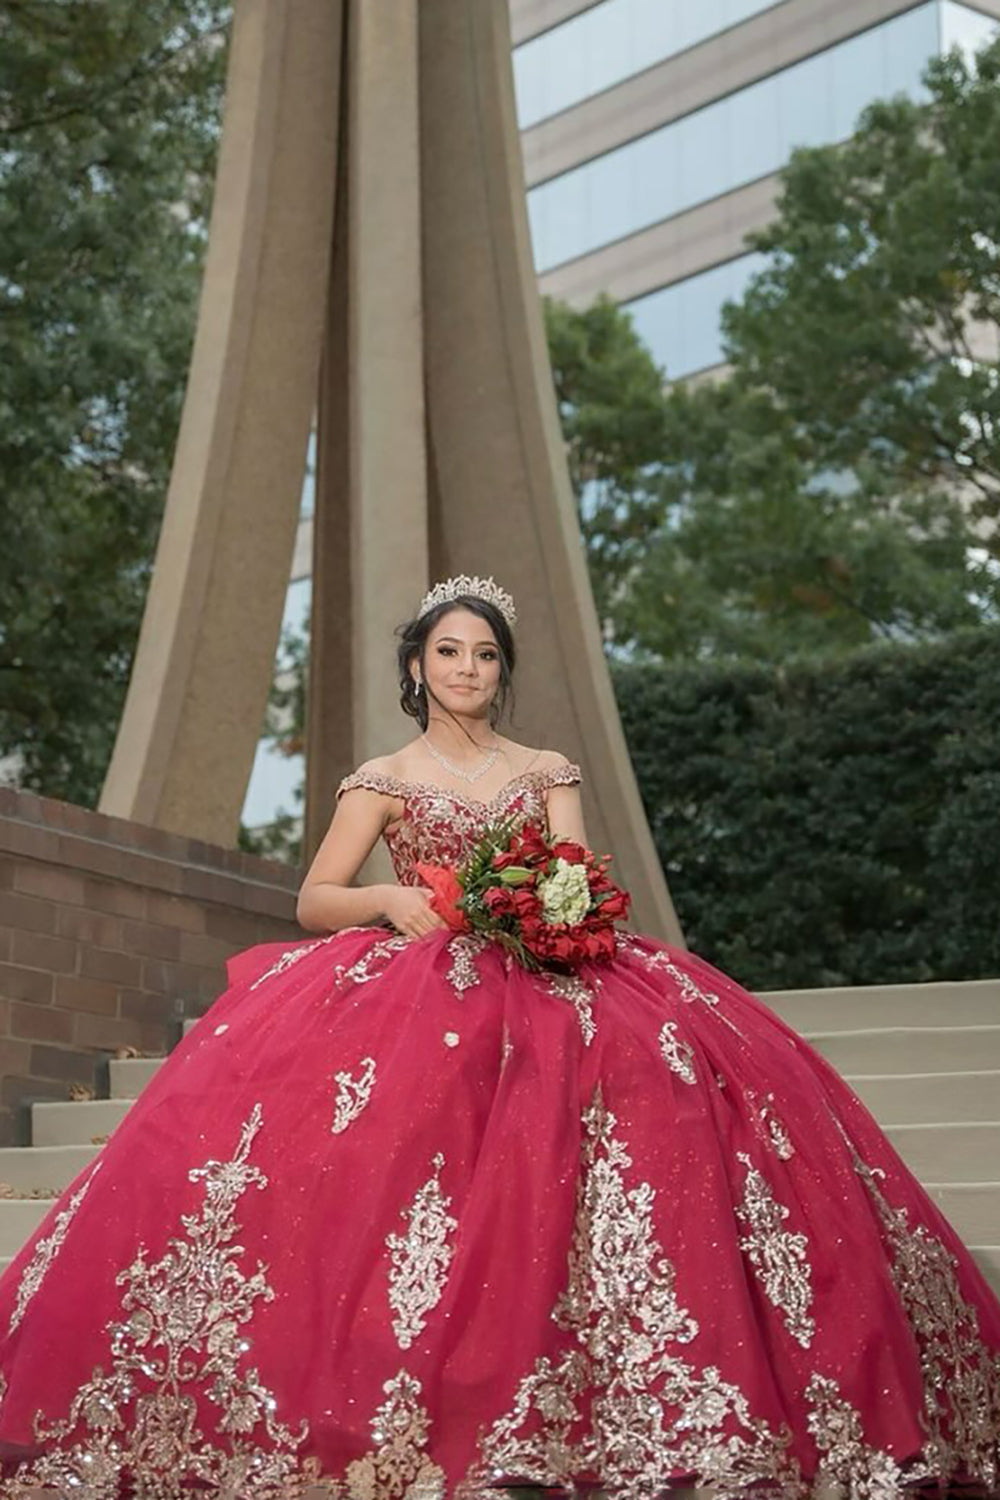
[{"xmin": 0, "ymin": 924, "xmax": 997, "ymax": 1499}]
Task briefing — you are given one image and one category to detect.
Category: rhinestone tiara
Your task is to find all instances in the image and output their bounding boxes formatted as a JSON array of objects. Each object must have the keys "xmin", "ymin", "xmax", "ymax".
[{"xmin": 417, "ymin": 574, "xmax": 517, "ymax": 628}]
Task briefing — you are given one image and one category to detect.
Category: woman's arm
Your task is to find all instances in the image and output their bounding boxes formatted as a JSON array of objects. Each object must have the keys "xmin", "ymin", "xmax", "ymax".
[
  {"xmin": 296, "ymin": 786, "xmax": 394, "ymax": 933},
  {"xmin": 297, "ymin": 782, "xmax": 449, "ymax": 939},
  {"xmin": 544, "ymin": 754, "xmax": 589, "ymax": 845}
]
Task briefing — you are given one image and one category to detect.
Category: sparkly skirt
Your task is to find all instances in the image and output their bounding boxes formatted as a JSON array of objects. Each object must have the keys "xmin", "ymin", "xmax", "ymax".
[{"xmin": 0, "ymin": 925, "xmax": 997, "ymax": 1499}]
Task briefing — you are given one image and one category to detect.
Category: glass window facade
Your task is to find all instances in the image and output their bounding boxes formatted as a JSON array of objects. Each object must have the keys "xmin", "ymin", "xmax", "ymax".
[
  {"xmin": 940, "ymin": 0, "xmax": 998, "ymax": 56},
  {"xmin": 625, "ymin": 252, "xmax": 767, "ymax": 379},
  {"xmin": 513, "ymin": 0, "xmax": 782, "ymax": 129},
  {"xmin": 528, "ymin": 1, "xmax": 989, "ymax": 274}
]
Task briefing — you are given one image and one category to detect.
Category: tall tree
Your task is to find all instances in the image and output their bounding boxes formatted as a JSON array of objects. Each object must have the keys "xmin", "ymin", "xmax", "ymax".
[
  {"xmin": 590, "ymin": 35, "xmax": 1000, "ymax": 662},
  {"xmin": 544, "ymin": 295, "xmax": 671, "ymax": 630},
  {"xmin": 0, "ymin": 1, "xmax": 230, "ymax": 805},
  {"xmin": 727, "ymin": 36, "xmax": 1000, "ymax": 536}
]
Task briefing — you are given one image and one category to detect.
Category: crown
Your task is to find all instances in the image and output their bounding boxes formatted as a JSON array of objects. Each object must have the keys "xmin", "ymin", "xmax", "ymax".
[{"xmin": 417, "ymin": 574, "xmax": 517, "ymax": 628}]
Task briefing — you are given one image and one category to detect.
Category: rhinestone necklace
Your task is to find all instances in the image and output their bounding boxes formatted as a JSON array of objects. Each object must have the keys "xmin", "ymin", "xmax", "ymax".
[{"xmin": 421, "ymin": 733, "xmax": 501, "ymax": 784}]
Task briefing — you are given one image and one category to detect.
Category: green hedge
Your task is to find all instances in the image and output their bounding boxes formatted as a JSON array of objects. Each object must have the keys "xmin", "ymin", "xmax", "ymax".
[{"xmin": 613, "ymin": 627, "xmax": 1000, "ymax": 991}]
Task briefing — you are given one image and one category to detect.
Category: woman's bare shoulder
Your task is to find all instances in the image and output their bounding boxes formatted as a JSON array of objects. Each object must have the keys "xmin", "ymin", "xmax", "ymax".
[
  {"xmin": 500, "ymin": 741, "xmax": 576, "ymax": 774},
  {"xmin": 354, "ymin": 741, "xmax": 428, "ymax": 783},
  {"xmin": 338, "ymin": 746, "xmax": 418, "ymax": 798}
]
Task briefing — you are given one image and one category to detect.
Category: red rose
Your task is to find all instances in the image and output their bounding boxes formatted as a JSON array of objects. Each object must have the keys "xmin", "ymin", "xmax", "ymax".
[
  {"xmin": 414, "ymin": 862, "xmax": 469, "ymax": 932},
  {"xmin": 484, "ymin": 886, "xmax": 515, "ymax": 916},
  {"xmin": 511, "ymin": 887, "xmax": 542, "ymax": 918},
  {"xmin": 551, "ymin": 839, "xmax": 585, "ymax": 862},
  {"xmin": 517, "ymin": 823, "xmax": 551, "ymax": 863},
  {"xmin": 597, "ymin": 890, "xmax": 631, "ymax": 921}
]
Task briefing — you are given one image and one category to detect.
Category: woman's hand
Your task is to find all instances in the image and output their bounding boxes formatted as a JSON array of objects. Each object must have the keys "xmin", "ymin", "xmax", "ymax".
[{"xmin": 380, "ymin": 885, "xmax": 450, "ymax": 939}]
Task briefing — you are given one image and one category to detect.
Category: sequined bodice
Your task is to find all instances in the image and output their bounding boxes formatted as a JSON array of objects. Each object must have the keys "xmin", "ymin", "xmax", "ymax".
[{"xmin": 336, "ymin": 765, "xmax": 582, "ymax": 884}]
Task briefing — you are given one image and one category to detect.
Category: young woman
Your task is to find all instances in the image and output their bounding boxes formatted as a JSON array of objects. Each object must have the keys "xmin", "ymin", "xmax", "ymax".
[{"xmin": 0, "ymin": 574, "xmax": 997, "ymax": 1500}]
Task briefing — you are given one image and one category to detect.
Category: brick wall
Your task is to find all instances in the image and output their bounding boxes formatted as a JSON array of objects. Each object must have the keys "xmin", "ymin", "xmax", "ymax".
[{"xmin": 0, "ymin": 788, "xmax": 302, "ymax": 1146}]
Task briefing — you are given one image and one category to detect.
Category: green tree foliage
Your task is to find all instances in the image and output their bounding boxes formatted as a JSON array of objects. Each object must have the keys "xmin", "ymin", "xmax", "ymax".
[
  {"xmin": 544, "ymin": 295, "xmax": 671, "ymax": 630},
  {"xmin": 0, "ymin": 1, "xmax": 230, "ymax": 804},
  {"xmin": 615, "ymin": 626, "xmax": 1000, "ymax": 989},
  {"xmin": 555, "ymin": 36, "xmax": 1000, "ymax": 662},
  {"xmin": 727, "ymin": 38, "xmax": 1000, "ymax": 533}
]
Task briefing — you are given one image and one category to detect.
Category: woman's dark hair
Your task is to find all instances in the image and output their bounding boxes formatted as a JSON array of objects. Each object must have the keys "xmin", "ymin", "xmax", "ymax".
[{"xmin": 396, "ymin": 595, "xmax": 516, "ymax": 733}]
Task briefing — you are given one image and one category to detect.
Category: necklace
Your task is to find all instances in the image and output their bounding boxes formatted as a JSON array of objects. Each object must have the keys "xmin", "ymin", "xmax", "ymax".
[{"xmin": 422, "ymin": 733, "xmax": 501, "ymax": 784}]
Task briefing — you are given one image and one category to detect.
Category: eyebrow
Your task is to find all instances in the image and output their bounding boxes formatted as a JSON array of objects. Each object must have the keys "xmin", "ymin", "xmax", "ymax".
[{"xmin": 434, "ymin": 636, "xmax": 498, "ymax": 647}]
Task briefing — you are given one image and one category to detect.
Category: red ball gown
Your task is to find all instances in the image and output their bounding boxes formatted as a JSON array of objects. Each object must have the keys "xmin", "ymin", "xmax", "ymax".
[{"xmin": 0, "ymin": 762, "xmax": 998, "ymax": 1500}]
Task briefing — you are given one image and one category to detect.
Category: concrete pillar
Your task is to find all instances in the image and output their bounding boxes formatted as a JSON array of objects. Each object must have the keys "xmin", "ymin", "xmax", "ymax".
[
  {"xmin": 99, "ymin": 1, "xmax": 342, "ymax": 845},
  {"xmin": 103, "ymin": 0, "xmax": 684, "ymax": 944}
]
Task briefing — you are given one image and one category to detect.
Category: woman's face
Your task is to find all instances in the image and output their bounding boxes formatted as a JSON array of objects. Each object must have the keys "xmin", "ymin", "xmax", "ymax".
[{"xmin": 417, "ymin": 607, "xmax": 502, "ymax": 718}]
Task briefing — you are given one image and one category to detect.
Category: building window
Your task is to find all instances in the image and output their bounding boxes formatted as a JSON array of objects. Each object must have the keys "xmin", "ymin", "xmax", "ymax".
[
  {"xmin": 625, "ymin": 252, "xmax": 767, "ymax": 380},
  {"xmin": 940, "ymin": 0, "xmax": 998, "ymax": 57},
  {"xmin": 528, "ymin": 1, "xmax": 984, "ymax": 274},
  {"xmin": 514, "ymin": 0, "xmax": 783, "ymax": 129}
]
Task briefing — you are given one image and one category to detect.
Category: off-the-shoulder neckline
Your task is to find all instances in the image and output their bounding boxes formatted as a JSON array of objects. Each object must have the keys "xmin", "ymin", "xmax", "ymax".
[{"xmin": 339, "ymin": 765, "xmax": 580, "ymax": 813}]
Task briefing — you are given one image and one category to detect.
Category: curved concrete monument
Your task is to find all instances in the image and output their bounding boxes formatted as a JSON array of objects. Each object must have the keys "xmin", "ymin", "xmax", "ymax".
[{"xmin": 100, "ymin": 0, "xmax": 684, "ymax": 944}]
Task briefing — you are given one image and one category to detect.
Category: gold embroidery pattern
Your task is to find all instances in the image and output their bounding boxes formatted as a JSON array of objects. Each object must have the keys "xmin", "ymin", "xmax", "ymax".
[
  {"xmin": 340, "ymin": 769, "xmax": 574, "ymax": 888},
  {"xmin": 851, "ymin": 1148, "xmax": 1000, "ymax": 1489},
  {"xmin": 333, "ymin": 934, "xmax": 411, "ymax": 988},
  {"xmin": 735, "ymin": 1153, "xmax": 815, "ymax": 1350},
  {"xmin": 386, "ymin": 1154, "xmax": 458, "ymax": 1352},
  {"xmin": 9, "ymin": 1161, "xmax": 101, "ymax": 1334},
  {"xmin": 658, "ymin": 1021, "xmax": 697, "ymax": 1085},
  {"xmin": 12, "ymin": 1107, "xmax": 313, "ymax": 1500},
  {"xmin": 344, "ymin": 1370, "xmax": 446, "ymax": 1499},
  {"xmin": 746, "ymin": 1088, "xmax": 796, "ymax": 1160},
  {"xmin": 545, "ymin": 971, "xmax": 598, "ymax": 1047},
  {"xmin": 805, "ymin": 1374, "xmax": 906, "ymax": 1500},
  {"xmin": 445, "ymin": 934, "xmax": 488, "ymax": 998},
  {"xmin": 472, "ymin": 1088, "xmax": 800, "ymax": 1498},
  {"xmin": 332, "ymin": 1056, "xmax": 377, "ymax": 1135},
  {"xmin": 249, "ymin": 936, "xmax": 335, "ymax": 990},
  {"xmin": 622, "ymin": 939, "xmax": 744, "ymax": 1037}
]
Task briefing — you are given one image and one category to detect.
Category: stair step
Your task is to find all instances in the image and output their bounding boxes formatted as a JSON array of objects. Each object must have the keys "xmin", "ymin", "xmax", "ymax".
[
  {"xmin": 806, "ymin": 1025, "xmax": 1000, "ymax": 1076},
  {"xmin": 0, "ymin": 1199, "xmax": 52, "ymax": 1257},
  {"xmin": 926, "ymin": 1183, "xmax": 1000, "ymax": 1246},
  {"xmin": 762, "ymin": 979, "xmax": 1000, "ymax": 1034},
  {"xmin": 31, "ymin": 1099, "xmax": 133, "ymax": 1149},
  {"xmin": 846, "ymin": 1071, "xmax": 1000, "ymax": 1127},
  {"xmin": 885, "ymin": 1122, "xmax": 1000, "ymax": 1183},
  {"xmin": 108, "ymin": 1056, "xmax": 165, "ymax": 1099},
  {"xmin": 0, "ymin": 1145, "xmax": 100, "ymax": 1194},
  {"xmin": 973, "ymin": 1245, "xmax": 1000, "ymax": 1297}
]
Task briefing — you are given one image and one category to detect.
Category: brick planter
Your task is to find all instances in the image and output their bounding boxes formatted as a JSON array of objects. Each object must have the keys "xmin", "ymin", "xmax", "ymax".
[{"xmin": 0, "ymin": 788, "xmax": 301, "ymax": 1146}]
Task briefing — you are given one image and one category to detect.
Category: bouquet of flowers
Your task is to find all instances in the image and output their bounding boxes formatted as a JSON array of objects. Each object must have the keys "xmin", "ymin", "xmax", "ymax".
[{"xmin": 415, "ymin": 818, "xmax": 631, "ymax": 972}]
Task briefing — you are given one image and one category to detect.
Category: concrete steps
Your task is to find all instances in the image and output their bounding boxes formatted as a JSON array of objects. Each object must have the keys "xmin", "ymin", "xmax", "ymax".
[
  {"xmin": 0, "ymin": 1199, "xmax": 53, "ymax": 1258},
  {"xmin": 0, "ymin": 1144, "xmax": 99, "ymax": 1194},
  {"xmin": 109, "ymin": 1056, "xmax": 164, "ymax": 1097},
  {"xmin": 844, "ymin": 1070, "xmax": 999, "ymax": 1126},
  {"xmin": 31, "ymin": 1098, "xmax": 134, "ymax": 1147},
  {"xmin": 925, "ymin": 1184, "xmax": 1000, "ymax": 1247},
  {"xmin": 762, "ymin": 978, "xmax": 1000, "ymax": 1033},
  {"xmin": 884, "ymin": 1122, "xmax": 1000, "ymax": 1182},
  {"xmin": 975, "ymin": 1245, "xmax": 1000, "ymax": 1288},
  {"xmin": 769, "ymin": 981, "xmax": 1000, "ymax": 1283},
  {"xmin": 0, "ymin": 979, "xmax": 995, "ymax": 1299},
  {"xmin": 807, "ymin": 1024, "xmax": 1000, "ymax": 1075}
]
